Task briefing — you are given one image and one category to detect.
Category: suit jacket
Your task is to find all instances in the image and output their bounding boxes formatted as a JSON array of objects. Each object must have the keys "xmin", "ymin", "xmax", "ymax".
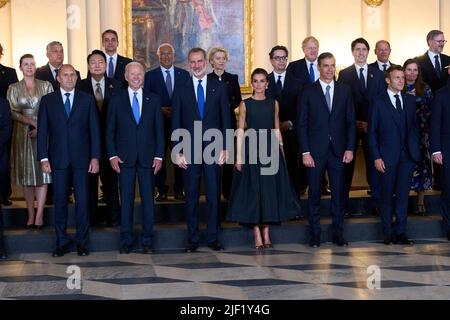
[
  {"xmin": 368, "ymin": 91, "xmax": 420, "ymax": 166},
  {"xmin": 144, "ymin": 66, "xmax": 190, "ymax": 107},
  {"xmin": 37, "ymin": 89, "xmax": 100, "ymax": 169},
  {"xmin": 35, "ymin": 63, "xmax": 81, "ymax": 91},
  {"xmin": 77, "ymin": 76, "xmax": 121, "ymax": 143},
  {"xmin": 0, "ymin": 64, "xmax": 19, "ymax": 99},
  {"xmin": 0, "ymin": 98, "xmax": 12, "ymax": 196},
  {"xmin": 266, "ymin": 71, "xmax": 302, "ymax": 124},
  {"xmin": 286, "ymin": 58, "xmax": 315, "ymax": 88},
  {"xmin": 106, "ymin": 88, "xmax": 165, "ymax": 168},
  {"xmin": 171, "ymin": 76, "xmax": 231, "ymax": 161},
  {"xmin": 416, "ymin": 52, "xmax": 450, "ymax": 93},
  {"xmin": 298, "ymin": 81, "xmax": 356, "ymax": 158},
  {"xmin": 113, "ymin": 54, "xmax": 133, "ymax": 88},
  {"xmin": 338, "ymin": 65, "xmax": 385, "ymax": 122},
  {"xmin": 431, "ymin": 83, "xmax": 450, "ymax": 159},
  {"xmin": 368, "ymin": 61, "xmax": 397, "ymax": 73}
]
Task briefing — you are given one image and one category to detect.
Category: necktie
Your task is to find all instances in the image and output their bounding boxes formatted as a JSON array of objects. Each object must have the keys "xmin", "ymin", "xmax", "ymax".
[
  {"xmin": 276, "ymin": 75, "xmax": 283, "ymax": 97},
  {"xmin": 325, "ymin": 85, "xmax": 332, "ymax": 112},
  {"xmin": 309, "ymin": 63, "xmax": 315, "ymax": 83},
  {"xmin": 197, "ymin": 79, "xmax": 205, "ymax": 119},
  {"xmin": 64, "ymin": 92, "xmax": 71, "ymax": 117},
  {"xmin": 394, "ymin": 94, "xmax": 402, "ymax": 113},
  {"xmin": 359, "ymin": 67, "xmax": 366, "ymax": 89},
  {"xmin": 54, "ymin": 68, "xmax": 59, "ymax": 80},
  {"xmin": 132, "ymin": 92, "xmax": 140, "ymax": 124},
  {"xmin": 95, "ymin": 82, "xmax": 103, "ymax": 111},
  {"xmin": 434, "ymin": 55, "xmax": 441, "ymax": 79},
  {"xmin": 382, "ymin": 64, "xmax": 387, "ymax": 72},
  {"xmin": 108, "ymin": 56, "xmax": 114, "ymax": 78},
  {"xmin": 165, "ymin": 70, "xmax": 173, "ymax": 98}
]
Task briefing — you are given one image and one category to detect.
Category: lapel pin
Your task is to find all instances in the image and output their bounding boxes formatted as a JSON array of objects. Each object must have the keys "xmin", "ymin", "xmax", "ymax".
[{"xmin": 370, "ymin": 74, "xmax": 374, "ymax": 78}]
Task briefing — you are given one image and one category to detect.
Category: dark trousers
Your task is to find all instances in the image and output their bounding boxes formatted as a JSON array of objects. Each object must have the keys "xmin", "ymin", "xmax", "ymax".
[
  {"xmin": 119, "ymin": 165, "xmax": 155, "ymax": 247},
  {"xmin": 184, "ymin": 163, "xmax": 221, "ymax": 244},
  {"xmin": 307, "ymin": 148, "xmax": 345, "ymax": 237},
  {"xmin": 283, "ymin": 130, "xmax": 307, "ymax": 196},
  {"xmin": 0, "ymin": 204, "xmax": 4, "ymax": 251},
  {"xmin": 155, "ymin": 118, "xmax": 183, "ymax": 195},
  {"xmin": 88, "ymin": 158, "xmax": 120, "ymax": 224},
  {"xmin": 441, "ymin": 161, "xmax": 450, "ymax": 233},
  {"xmin": 379, "ymin": 152, "xmax": 415, "ymax": 236},
  {"xmin": 344, "ymin": 131, "xmax": 380, "ymax": 211},
  {"xmin": 52, "ymin": 167, "xmax": 89, "ymax": 247}
]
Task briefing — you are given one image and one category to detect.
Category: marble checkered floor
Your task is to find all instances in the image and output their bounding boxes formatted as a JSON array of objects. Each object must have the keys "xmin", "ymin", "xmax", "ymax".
[{"xmin": 1, "ymin": 239, "xmax": 450, "ymax": 300}]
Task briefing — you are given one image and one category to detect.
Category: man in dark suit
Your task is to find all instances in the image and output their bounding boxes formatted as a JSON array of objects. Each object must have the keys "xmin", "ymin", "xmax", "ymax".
[
  {"xmin": 369, "ymin": 40, "xmax": 397, "ymax": 73},
  {"xmin": 299, "ymin": 52, "xmax": 356, "ymax": 248},
  {"xmin": 0, "ymin": 97, "xmax": 12, "ymax": 259},
  {"xmin": 107, "ymin": 62, "xmax": 164, "ymax": 254},
  {"xmin": 265, "ymin": 45, "xmax": 304, "ymax": 197},
  {"xmin": 102, "ymin": 29, "xmax": 133, "ymax": 88},
  {"xmin": 417, "ymin": 30, "xmax": 450, "ymax": 190},
  {"xmin": 37, "ymin": 64, "xmax": 100, "ymax": 257},
  {"xmin": 338, "ymin": 38, "xmax": 385, "ymax": 216},
  {"xmin": 78, "ymin": 50, "xmax": 121, "ymax": 226},
  {"xmin": 431, "ymin": 81, "xmax": 450, "ymax": 241},
  {"xmin": 0, "ymin": 43, "xmax": 18, "ymax": 206},
  {"xmin": 172, "ymin": 48, "xmax": 231, "ymax": 252},
  {"xmin": 144, "ymin": 43, "xmax": 190, "ymax": 201},
  {"xmin": 368, "ymin": 65, "xmax": 420, "ymax": 245},
  {"xmin": 35, "ymin": 41, "xmax": 81, "ymax": 91}
]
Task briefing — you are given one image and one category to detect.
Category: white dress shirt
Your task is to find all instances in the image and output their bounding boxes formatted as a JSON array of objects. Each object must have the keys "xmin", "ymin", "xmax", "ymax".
[
  {"xmin": 377, "ymin": 60, "xmax": 391, "ymax": 71},
  {"xmin": 354, "ymin": 64, "xmax": 368, "ymax": 87},
  {"xmin": 319, "ymin": 79, "xmax": 334, "ymax": 109},
  {"xmin": 160, "ymin": 65, "xmax": 174, "ymax": 92},
  {"xmin": 49, "ymin": 63, "xmax": 59, "ymax": 80},
  {"xmin": 91, "ymin": 77, "xmax": 105, "ymax": 97},
  {"xmin": 428, "ymin": 50, "xmax": 442, "ymax": 70},
  {"xmin": 306, "ymin": 59, "xmax": 319, "ymax": 82},
  {"xmin": 192, "ymin": 75, "xmax": 207, "ymax": 101},
  {"xmin": 105, "ymin": 52, "xmax": 118, "ymax": 75},
  {"xmin": 273, "ymin": 70, "xmax": 286, "ymax": 87},
  {"xmin": 387, "ymin": 88, "xmax": 403, "ymax": 110}
]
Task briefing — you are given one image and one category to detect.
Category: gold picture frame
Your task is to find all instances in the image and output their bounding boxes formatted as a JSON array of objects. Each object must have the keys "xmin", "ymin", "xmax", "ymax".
[{"xmin": 123, "ymin": 0, "xmax": 254, "ymax": 94}]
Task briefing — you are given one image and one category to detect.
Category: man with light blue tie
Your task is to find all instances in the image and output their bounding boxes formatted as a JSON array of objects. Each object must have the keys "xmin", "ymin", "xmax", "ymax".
[
  {"xmin": 37, "ymin": 64, "xmax": 100, "ymax": 257},
  {"xmin": 172, "ymin": 48, "xmax": 231, "ymax": 253},
  {"xmin": 106, "ymin": 62, "xmax": 165, "ymax": 254},
  {"xmin": 102, "ymin": 29, "xmax": 132, "ymax": 88}
]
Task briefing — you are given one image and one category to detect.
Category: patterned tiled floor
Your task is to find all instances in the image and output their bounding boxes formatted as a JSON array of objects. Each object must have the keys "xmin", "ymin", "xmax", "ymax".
[{"xmin": 1, "ymin": 239, "xmax": 450, "ymax": 300}]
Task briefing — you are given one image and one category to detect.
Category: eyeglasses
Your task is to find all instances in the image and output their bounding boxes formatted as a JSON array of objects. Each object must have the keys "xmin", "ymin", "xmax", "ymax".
[
  {"xmin": 272, "ymin": 56, "xmax": 288, "ymax": 62},
  {"xmin": 435, "ymin": 40, "xmax": 448, "ymax": 44}
]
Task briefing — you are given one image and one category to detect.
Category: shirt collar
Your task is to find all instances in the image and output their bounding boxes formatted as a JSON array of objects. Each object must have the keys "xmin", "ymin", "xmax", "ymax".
[
  {"xmin": 161, "ymin": 65, "xmax": 174, "ymax": 73},
  {"xmin": 319, "ymin": 79, "xmax": 334, "ymax": 90},
  {"xmin": 355, "ymin": 63, "xmax": 368, "ymax": 71},
  {"xmin": 387, "ymin": 88, "xmax": 402, "ymax": 99},
  {"xmin": 306, "ymin": 59, "xmax": 318, "ymax": 65},
  {"xmin": 106, "ymin": 53, "xmax": 118, "ymax": 61},
  {"xmin": 128, "ymin": 87, "xmax": 142, "ymax": 96},
  {"xmin": 273, "ymin": 70, "xmax": 286, "ymax": 78},
  {"xmin": 91, "ymin": 76, "xmax": 105, "ymax": 87}
]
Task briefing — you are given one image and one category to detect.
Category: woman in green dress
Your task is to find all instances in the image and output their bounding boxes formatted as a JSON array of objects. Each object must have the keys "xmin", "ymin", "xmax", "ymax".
[{"xmin": 7, "ymin": 54, "xmax": 53, "ymax": 229}]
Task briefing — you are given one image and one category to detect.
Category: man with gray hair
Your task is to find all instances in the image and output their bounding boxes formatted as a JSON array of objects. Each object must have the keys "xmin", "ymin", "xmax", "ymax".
[
  {"xmin": 369, "ymin": 40, "xmax": 397, "ymax": 73},
  {"xmin": 36, "ymin": 41, "xmax": 81, "ymax": 90},
  {"xmin": 144, "ymin": 43, "xmax": 190, "ymax": 201}
]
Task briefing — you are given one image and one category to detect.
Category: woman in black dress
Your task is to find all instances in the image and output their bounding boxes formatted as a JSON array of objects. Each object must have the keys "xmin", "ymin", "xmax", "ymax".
[{"xmin": 227, "ymin": 68, "xmax": 300, "ymax": 249}]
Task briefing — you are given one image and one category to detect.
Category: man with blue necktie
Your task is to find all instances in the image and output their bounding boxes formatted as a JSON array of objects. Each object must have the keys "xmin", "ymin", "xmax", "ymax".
[
  {"xmin": 368, "ymin": 65, "xmax": 420, "ymax": 245},
  {"xmin": 172, "ymin": 48, "xmax": 231, "ymax": 252},
  {"xmin": 102, "ymin": 29, "xmax": 133, "ymax": 88},
  {"xmin": 106, "ymin": 62, "xmax": 164, "ymax": 254},
  {"xmin": 37, "ymin": 64, "xmax": 100, "ymax": 257},
  {"xmin": 369, "ymin": 40, "xmax": 397, "ymax": 73}
]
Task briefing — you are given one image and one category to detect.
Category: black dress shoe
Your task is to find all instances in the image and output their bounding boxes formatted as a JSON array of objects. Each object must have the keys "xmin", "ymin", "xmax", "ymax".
[
  {"xmin": 155, "ymin": 192, "xmax": 168, "ymax": 201},
  {"xmin": 52, "ymin": 245, "xmax": 71, "ymax": 257},
  {"xmin": 1, "ymin": 197, "xmax": 12, "ymax": 206},
  {"xmin": 309, "ymin": 236, "xmax": 321, "ymax": 248},
  {"xmin": 119, "ymin": 245, "xmax": 132, "ymax": 254},
  {"xmin": 141, "ymin": 246, "xmax": 153, "ymax": 254},
  {"xmin": 332, "ymin": 235, "xmax": 348, "ymax": 246},
  {"xmin": 371, "ymin": 208, "xmax": 380, "ymax": 216},
  {"xmin": 185, "ymin": 243, "xmax": 199, "ymax": 253},
  {"xmin": 208, "ymin": 240, "xmax": 225, "ymax": 251},
  {"xmin": 383, "ymin": 235, "xmax": 393, "ymax": 245},
  {"xmin": 0, "ymin": 249, "xmax": 7, "ymax": 260},
  {"xmin": 77, "ymin": 246, "xmax": 90, "ymax": 256},
  {"xmin": 321, "ymin": 187, "xmax": 331, "ymax": 196},
  {"xmin": 174, "ymin": 191, "xmax": 185, "ymax": 200},
  {"xmin": 34, "ymin": 224, "xmax": 45, "ymax": 230},
  {"xmin": 394, "ymin": 234, "xmax": 414, "ymax": 245},
  {"xmin": 447, "ymin": 232, "xmax": 450, "ymax": 242}
]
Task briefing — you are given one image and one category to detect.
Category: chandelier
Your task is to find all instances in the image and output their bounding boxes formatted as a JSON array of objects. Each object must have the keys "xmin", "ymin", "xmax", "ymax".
[{"xmin": 364, "ymin": 0, "xmax": 384, "ymax": 7}]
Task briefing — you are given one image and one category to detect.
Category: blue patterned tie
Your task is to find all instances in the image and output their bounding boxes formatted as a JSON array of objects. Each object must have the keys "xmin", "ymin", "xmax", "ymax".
[
  {"xmin": 132, "ymin": 92, "xmax": 140, "ymax": 124},
  {"xmin": 64, "ymin": 92, "xmax": 71, "ymax": 117},
  {"xmin": 165, "ymin": 70, "xmax": 173, "ymax": 98},
  {"xmin": 325, "ymin": 85, "xmax": 332, "ymax": 112},
  {"xmin": 108, "ymin": 56, "xmax": 114, "ymax": 78},
  {"xmin": 434, "ymin": 55, "xmax": 441, "ymax": 79},
  {"xmin": 309, "ymin": 63, "xmax": 315, "ymax": 83},
  {"xmin": 197, "ymin": 80, "xmax": 205, "ymax": 119}
]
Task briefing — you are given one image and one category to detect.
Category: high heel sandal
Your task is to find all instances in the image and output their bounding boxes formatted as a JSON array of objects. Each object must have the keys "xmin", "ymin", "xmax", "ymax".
[
  {"xmin": 417, "ymin": 204, "xmax": 426, "ymax": 216},
  {"xmin": 263, "ymin": 243, "xmax": 273, "ymax": 249}
]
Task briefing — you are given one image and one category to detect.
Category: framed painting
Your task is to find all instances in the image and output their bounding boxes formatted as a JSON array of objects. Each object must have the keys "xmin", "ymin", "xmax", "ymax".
[{"xmin": 123, "ymin": 0, "xmax": 254, "ymax": 93}]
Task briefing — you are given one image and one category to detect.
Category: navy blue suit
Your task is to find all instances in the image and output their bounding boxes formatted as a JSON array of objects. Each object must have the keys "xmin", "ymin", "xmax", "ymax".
[
  {"xmin": 78, "ymin": 76, "xmax": 121, "ymax": 224},
  {"xmin": 368, "ymin": 91, "xmax": 420, "ymax": 237},
  {"xmin": 0, "ymin": 98, "xmax": 12, "ymax": 251},
  {"xmin": 172, "ymin": 76, "xmax": 231, "ymax": 245},
  {"xmin": 106, "ymin": 88, "xmax": 164, "ymax": 248},
  {"xmin": 144, "ymin": 66, "xmax": 190, "ymax": 196},
  {"xmin": 431, "ymin": 84, "xmax": 450, "ymax": 234},
  {"xmin": 37, "ymin": 90, "xmax": 100, "ymax": 248},
  {"xmin": 266, "ymin": 71, "xmax": 305, "ymax": 195},
  {"xmin": 298, "ymin": 81, "xmax": 356, "ymax": 238},
  {"xmin": 338, "ymin": 65, "xmax": 385, "ymax": 212}
]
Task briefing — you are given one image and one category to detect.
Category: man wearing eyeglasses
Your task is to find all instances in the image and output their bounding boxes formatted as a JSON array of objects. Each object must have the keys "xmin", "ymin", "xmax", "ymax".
[
  {"xmin": 416, "ymin": 30, "xmax": 450, "ymax": 191},
  {"xmin": 266, "ymin": 45, "xmax": 303, "ymax": 201},
  {"xmin": 417, "ymin": 30, "xmax": 450, "ymax": 93}
]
